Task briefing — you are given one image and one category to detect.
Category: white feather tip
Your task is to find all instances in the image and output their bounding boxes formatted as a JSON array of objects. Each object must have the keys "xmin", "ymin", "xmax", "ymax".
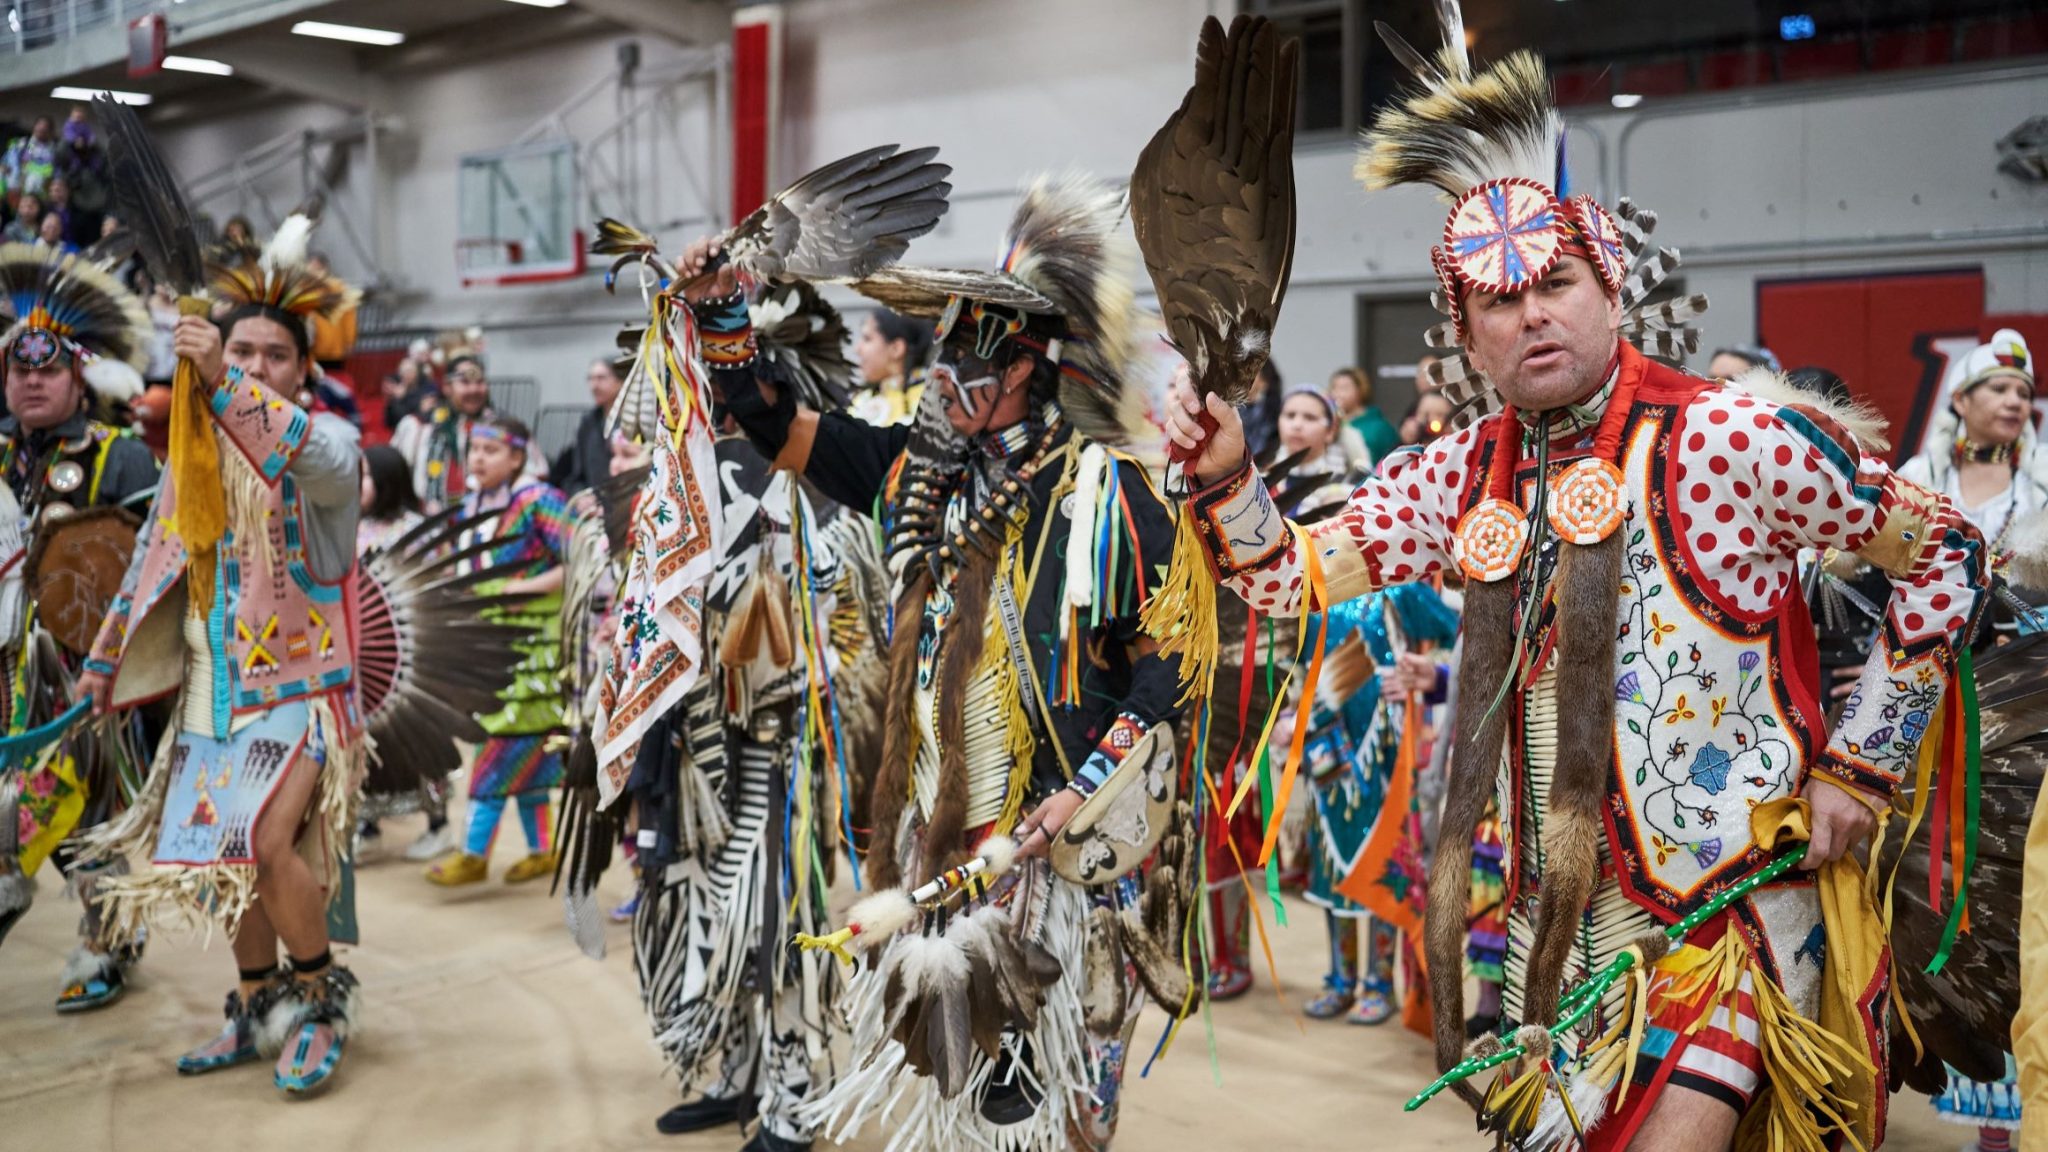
[
  {"xmin": 263, "ymin": 214, "xmax": 315, "ymax": 272},
  {"xmin": 2003, "ymin": 508, "xmax": 2048, "ymax": 593},
  {"xmin": 975, "ymin": 834, "xmax": 1021, "ymax": 879},
  {"xmin": 82, "ymin": 356, "xmax": 144, "ymax": 401},
  {"xmin": 846, "ymin": 887, "xmax": 918, "ymax": 945}
]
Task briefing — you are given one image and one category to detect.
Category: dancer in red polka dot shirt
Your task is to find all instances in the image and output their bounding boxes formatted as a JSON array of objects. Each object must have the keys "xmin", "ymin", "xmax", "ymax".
[{"xmin": 1163, "ymin": 10, "xmax": 1989, "ymax": 1151}]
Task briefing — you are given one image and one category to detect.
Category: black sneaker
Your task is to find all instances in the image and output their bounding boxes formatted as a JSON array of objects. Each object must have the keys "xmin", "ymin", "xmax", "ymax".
[
  {"xmin": 978, "ymin": 1039, "xmax": 1044, "ymax": 1126},
  {"xmin": 738, "ymin": 1129, "xmax": 811, "ymax": 1152},
  {"xmin": 656, "ymin": 1095, "xmax": 743, "ymax": 1136}
]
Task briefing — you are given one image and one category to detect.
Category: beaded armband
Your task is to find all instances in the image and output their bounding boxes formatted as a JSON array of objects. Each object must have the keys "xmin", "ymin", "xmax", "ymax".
[
  {"xmin": 1856, "ymin": 474, "xmax": 1944, "ymax": 581},
  {"xmin": 1185, "ymin": 456, "xmax": 1289, "ymax": 577}
]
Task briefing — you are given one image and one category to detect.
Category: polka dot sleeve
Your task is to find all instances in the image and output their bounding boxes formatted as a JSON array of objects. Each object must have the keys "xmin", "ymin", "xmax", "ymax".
[
  {"xmin": 1184, "ymin": 422, "xmax": 1483, "ymax": 616},
  {"xmin": 1734, "ymin": 395, "xmax": 1990, "ymax": 799}
]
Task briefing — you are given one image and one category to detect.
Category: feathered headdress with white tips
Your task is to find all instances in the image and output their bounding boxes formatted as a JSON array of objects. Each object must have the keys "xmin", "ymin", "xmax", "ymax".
[{"xmin": 0, "ymin": 239, "xmax": 153, "ymax": 402}]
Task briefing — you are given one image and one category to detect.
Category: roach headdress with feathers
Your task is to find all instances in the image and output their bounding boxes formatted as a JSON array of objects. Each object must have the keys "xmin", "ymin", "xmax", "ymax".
[
  {"xmin": 1360, "ymin": 1, "xmax": 1705, "ymax": 428},
  {"xmin": 207, "ymin": 212, "xmax": 356, "ymax": 342},
  {"xmin": 852, "ymin": 172, "xmax": 1147, "ymax": 447},
  {"xmin": 0, "ymin": 240, "xmax": 152, "ymax": 402}
]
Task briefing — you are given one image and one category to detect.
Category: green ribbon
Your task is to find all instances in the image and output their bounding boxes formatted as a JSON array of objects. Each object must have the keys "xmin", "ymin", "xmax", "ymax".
[
  {"xmin": 1926, "ymin": 644, "xmax": 1982, "ymax": 976},
  {"xmin": 1404, "ymin": 845, "xmax": 1807, "ymax": 1111},
  {"xmin": 1259, "ymin": 617, "xmax": 1286, "ymax": 926}
]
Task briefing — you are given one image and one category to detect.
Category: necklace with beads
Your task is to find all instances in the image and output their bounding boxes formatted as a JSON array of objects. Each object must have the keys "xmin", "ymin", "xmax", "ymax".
[
  {"xmin": 1451, "ymin": 353, "xmax": 1639, "ymax": 583},
  {"xmin": 1956, "ymin": 437, "xmax": 2019, "ymax": 467}
]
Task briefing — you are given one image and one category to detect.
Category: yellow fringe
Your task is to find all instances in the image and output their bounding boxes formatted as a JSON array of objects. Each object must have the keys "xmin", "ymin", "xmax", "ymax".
[
  {"xmin": 1657, "ymin": 924, "xmax": 1874, "ymax": 1152},
  {"xmin": 72, "ymin": 695, "xmax": 363, "ymax": 950},
  {"xmin": 1139, "ymin": 510, "xmax": 1218, "ymax": 706},
  {"xmin": 167, "ymin": 297, "xmax": 225, "ymax": 620}
]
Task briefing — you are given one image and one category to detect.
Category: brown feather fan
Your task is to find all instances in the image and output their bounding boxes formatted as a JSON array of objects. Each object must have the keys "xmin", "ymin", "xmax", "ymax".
[
  {"xmin": 355, "ymin": 508, "xmax": 538, "ymax": 795},
  {"xmin": 1881, "ymin": 631, "xmax": 2048, "ymax": 1092},
  {"xmin": 1129, "ymin": 14, "xmax": 1298, "ymax": 424}
]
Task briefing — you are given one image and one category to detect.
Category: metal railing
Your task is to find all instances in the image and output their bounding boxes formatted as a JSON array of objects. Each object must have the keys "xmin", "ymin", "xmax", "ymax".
[
  {"xmin": 8, "ymin": 0, "xmax": 312, "ymax": 55},
  {"xmin": 12, "ymin": 0, "xmax": 135, "ymax": 53}
]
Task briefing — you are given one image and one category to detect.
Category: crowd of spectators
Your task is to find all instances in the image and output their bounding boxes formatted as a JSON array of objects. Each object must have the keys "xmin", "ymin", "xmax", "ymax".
[{"xmin": 0, "ymin": 107, "xmax": 113, "ymax": 254}]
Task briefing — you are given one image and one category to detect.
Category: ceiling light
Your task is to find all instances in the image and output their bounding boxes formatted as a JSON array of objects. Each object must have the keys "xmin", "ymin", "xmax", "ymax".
[
  {"xmin": 501, "ymin": 0, "xmax": 569, "ymax": 6},
  {"xmin": 1611, "ymin": 93, "xmax": 1644, "ymax": 109},
  {"xmin": 162, "ymin": 55, "xmax": 234, "ymax": 75},
  {"xmin": 291, "ymin": 20, "xmax": 406, "ymax": 46},
  {"xmin": 53, "ymin": 86, "xmax": 152, "ymax": 105}
]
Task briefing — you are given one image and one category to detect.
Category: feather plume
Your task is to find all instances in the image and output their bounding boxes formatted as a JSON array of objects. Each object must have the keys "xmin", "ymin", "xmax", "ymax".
[
  {"xmin": 1130, "ymin": 14, "xmax": 1298, "ymax": 407},
  {"xmin": 1000, "ymin": 173, "xmax": 1151, "ymax": 444},
  {"xmin": 91, "ymin": 96, "xmax": 204, "ymax": 293},
  {"xmin": 1079, "ymin": 904, "xmax": 1128, "ymax": 1037},
  {"xmin": 264, "ymin": 213, "xmax": 314, "ymax": 274},
  {"xmin": 354, "ymin": 508, "xmax": 537, "ymax": 794},
  {"xmin": 845, "ymin": 887, "xmax": 918, "ymax": 945},
  {"xmin": 1359, "ymin": 48, "xmax": 1562, "ymax": 199},
  {"xmin": 750, "ymin": 280, "xmax": 855, "ymax": 411},
  {"xmin": 954, "ymin": 914, "xmax": 1011, "ymax": 1060}
]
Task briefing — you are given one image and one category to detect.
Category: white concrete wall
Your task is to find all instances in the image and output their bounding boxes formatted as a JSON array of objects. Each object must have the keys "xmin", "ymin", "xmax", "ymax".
[{"xmin": 144, "ymin": 0, "xmax": 2048, "ymax": 415}]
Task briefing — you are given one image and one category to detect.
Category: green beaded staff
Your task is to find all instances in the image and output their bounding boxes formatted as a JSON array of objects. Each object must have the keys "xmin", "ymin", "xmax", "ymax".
[{"xmin": 1404, "ymin": 844, "xmax": 1808, "ymax": 1111}]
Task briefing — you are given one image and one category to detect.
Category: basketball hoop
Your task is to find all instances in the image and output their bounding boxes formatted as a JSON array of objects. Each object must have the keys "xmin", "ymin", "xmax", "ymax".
[{"xmin": 455, "ymin": 233, "xmax": 584, "ymax": 288}]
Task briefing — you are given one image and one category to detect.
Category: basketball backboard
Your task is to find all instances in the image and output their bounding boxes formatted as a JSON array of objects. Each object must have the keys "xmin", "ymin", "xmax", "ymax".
[{"xmin": 456, "ymin": 138, "xmax": 585, "ymax": 287}]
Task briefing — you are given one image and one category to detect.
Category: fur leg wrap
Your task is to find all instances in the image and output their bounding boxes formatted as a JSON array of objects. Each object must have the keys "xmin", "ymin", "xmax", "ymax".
[
  {"xmin": 1425, "ymin": 576, "xmax": 1519, "ymax": 1094},
  {"xmin": 1517, "ymin": 534, "xmax": 1624, "ymax": 1032},
  {"xmin": 868, "ymin": 570, "xmax": 931, "ymax": 892},
  {"xmin": 257, "ymin": 966, "xmax": 361, "ymax": 1057},
  {"xmin": 59, "ymin": 945, "xmax": 120, "ymax": 990}
]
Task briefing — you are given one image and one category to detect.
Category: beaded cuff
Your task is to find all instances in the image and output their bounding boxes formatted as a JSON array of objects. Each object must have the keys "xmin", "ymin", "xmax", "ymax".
[
  {"xmin": 1805, "ymin": 748, "xmax": 1897, "ymax": 801},
  {"xmin": 1071, "ymin": 711, "xmax": 1151, "ymax": 797}
]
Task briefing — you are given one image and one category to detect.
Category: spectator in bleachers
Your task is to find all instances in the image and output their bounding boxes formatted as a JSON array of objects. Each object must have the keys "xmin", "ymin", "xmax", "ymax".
[
  {"xmin": 549, "ymin": 353, "xmax": 626, "ymax": 495},
  {"xmin": 381, "ymin": 357, "xmax": 439, "ymax": 431},
  {"xmin": 41, "ymin": 176, "xmax": 78, "ymax": 248},
  {"xmin": 55, "ymin": 112, "xmax": 107, "ymax": 244},
  {"xmin": 2, "ymin": 116, "xmax": 57, "ymax": 201},
  {"xmin": 2, "ymin": 191, "xmax": 40, "ymax": 244},
  {"xmin": 35, "ymin": 211, "xmax": 73, "ymax": 255},
  {"xmin": 209, "ymin": 214, "xmax": 259, "ymax": 264}
]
